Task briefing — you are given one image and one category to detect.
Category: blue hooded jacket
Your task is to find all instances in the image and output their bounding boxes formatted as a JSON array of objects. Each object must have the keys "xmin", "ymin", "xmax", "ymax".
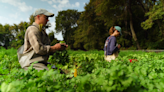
[{"xmin": 104, "ymin": 36, "xmax": 119, "ymax": 55}]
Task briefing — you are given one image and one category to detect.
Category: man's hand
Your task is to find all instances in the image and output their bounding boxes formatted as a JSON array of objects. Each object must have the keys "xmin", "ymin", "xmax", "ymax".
[{"xmin": 50, "ymin": 43, "xmax": 68, "ymax": 53}]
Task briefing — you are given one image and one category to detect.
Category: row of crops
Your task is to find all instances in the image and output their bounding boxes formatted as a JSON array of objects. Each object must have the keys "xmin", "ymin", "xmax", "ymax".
[{"xmin": 0, "ymin": 47, "xmax": 164, "ymax": 92}]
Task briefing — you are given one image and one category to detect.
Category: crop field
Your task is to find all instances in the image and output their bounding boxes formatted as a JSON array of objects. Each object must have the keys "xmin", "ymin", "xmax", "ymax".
[{"xmin": 1, "ymin": 48, "xmax": 164, "ymax": 92}]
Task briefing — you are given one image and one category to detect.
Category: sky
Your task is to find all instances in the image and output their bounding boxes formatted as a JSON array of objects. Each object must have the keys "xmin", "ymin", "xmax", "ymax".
[{"xmin": 0, "ymin": 0, "xmax": 90, "ymax": 40}]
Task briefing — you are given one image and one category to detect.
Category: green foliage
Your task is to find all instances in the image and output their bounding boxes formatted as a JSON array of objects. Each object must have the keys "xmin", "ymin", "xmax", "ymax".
[
  {"xmin": 2, "ymin": 49, "xmax": 164, "ymax": 91},
  {"xmin": 141, "ymin": 1, "xmax": 164, "ymax": 30},
  {"xmin": 48, "ymin": 31, "xmax": 55, "ymax": 42},
  {"xmin": 49, "ymin": 50, "xmax": 70, "ymax": 66},
  {"xmin": 9, "ymin": 30, "xmax": 25, "ymax": 49},
  {"xmin": 0, "ymin": 24, "xmax": 14, "ymax": 49},
  {"xmin": 117, "ymin": 36, "xmax": 131, "ymax": 48},
  {"xmin": 50, "ymin": 39, "xmax": 59, "ymax": 46},
  {"xmin": 55, "ymin": 9, "xmax": 81, "ymax": 49},
  {"xmin": 48, "ymin": 31, "xmax": 59, "ymax": 46},
  {"xmin": 73, "ymin": 1, "xmax": 107, "ymax": 50},
  {"xmin": 9, "ymin": 22, "xmax": 29, "ymax": 49},
  {"xmin": 60, "ymin": 41, "xmax": 66, "ymax": 44},
  {"xmin": 94, "ymin": 0, "xmax": 126, "ymax": 28},
  {"xmin": 1, "ymin": 0, "xmax": 164, "ymax": 50}
]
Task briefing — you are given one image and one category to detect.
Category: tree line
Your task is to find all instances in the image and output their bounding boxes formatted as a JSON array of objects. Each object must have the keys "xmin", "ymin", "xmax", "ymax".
[
  {"xmin": 0, "ymin": 15, "xmax": 59, "ymax": 49},
  {"xmin": 0, "ymin": 0, "xmax": 164, "ymax": 50}
]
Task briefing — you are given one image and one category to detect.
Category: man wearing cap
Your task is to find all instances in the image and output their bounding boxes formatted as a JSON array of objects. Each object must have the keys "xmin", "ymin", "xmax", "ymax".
[
  {"xmin": 18, "ymin": 8, "xmax": 68, "ymax": 71},
  {"xmin": 104, "ymin": 26, "xmax": 122, "ymax": 62}
]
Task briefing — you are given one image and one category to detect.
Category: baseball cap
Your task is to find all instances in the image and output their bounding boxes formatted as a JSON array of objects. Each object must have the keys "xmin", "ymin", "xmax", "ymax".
[
  {"xmin": 33, "ymin": 8, "xmax": 54, "ymax": 17},
  {"xmin": 114, "ymin": 26, "xmax": 122, "ymax": 35}
]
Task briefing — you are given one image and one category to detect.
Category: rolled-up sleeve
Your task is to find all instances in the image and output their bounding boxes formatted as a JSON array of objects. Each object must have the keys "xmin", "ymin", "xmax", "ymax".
[{"xmin": 28, "ymin": 28, "xmax": 51, "ymax": 55}]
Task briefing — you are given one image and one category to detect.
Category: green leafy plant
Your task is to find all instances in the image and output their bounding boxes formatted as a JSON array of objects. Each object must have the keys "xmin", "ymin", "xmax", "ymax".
[
  {"xmin": 1, "ymin": 49, "xmax": 164, "ymax": 92},
  {"xmin": 49, "ymin": 50, "xmax": 70, "ymax": 66}
]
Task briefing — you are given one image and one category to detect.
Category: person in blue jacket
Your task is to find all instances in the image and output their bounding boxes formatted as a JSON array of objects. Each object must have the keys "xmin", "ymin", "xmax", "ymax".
[{"xmin": 104, "ymin": 26, "xmax": 122, "ymax": 62}]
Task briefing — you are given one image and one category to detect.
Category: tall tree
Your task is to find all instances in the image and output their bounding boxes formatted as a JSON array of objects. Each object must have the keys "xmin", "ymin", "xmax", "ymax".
[
  {"xmin": 74, "ymin": 0, "xmax": 107, "ymax": 50},
  {"xmin": 10, "ymin": 22, "xmax": 29, "ymax": 49},
  {"xmin": 55, "ymin": 9, "xmax": 81, "ymax": 49},
  {"xmin": 141, "ymin": 0, "xmax": 163, "ymax": 30},
  {"xmin": 128, "ymin": 0, "xmax": 141, "ymax": 49},
  {"xmin": 140, "ymin": 0, "xmax": 164, "ymax": 48},
  {"xmin": 0, "ymin": 24, "xmax": 14, "ymax": 49},
  {"xmin": 48, "ymin": 31, "xmax": 59, "ymax": 45},
  {"xmin": 94, "ymin": 0, "xmax": 144, "ymax": 49},
  {"xmin": 0, "ymin": 24, "xmax": 5, "ymax": 47}
]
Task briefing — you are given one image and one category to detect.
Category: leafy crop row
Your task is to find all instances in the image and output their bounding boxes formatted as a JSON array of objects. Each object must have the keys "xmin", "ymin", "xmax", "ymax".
[{"xmin": 0, "ymin": 48, "xmax": 164, "ymax": 92}]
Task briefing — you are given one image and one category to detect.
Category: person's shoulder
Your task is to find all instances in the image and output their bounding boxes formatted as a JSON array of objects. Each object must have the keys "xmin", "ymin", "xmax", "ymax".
[
  {"xmin": 108, "ymin": 36, "xmax": 115, "ymax": 38},
  {"xmin": 27, "ymin": 22, "xmax": 39, "ymax": 31},
  {"xmin": 27, "ymin": 25, "xmax": 40, "ymax": 33},
  {"xmin": 110, "ymin": 36, "xmax": 116, "ymax": 40},
  {"xmin": 28, "ymin": 25, "xmax": 39, "ymax": 30}
]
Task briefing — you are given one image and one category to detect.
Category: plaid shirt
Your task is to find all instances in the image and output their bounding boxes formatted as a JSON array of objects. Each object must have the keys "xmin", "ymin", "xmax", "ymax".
[{"xmin": 23, "ymin": 22, "xmax": 51, "ymax": 66}]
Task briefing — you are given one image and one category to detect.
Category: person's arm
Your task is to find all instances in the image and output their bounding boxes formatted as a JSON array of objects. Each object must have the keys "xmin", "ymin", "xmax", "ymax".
[
  {"xmin": 49, "ymin": 43, "xmax": 68, "ymax": 54},
  {"xmin": 108, "ymin": 37, "xmax": 119, "ymax": 53},
  {"xmin": 28, "ymin": 28, "xmax": 51, "ymax": 55}
]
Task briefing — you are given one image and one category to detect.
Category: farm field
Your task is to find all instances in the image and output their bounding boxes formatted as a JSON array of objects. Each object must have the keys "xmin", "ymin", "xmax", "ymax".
[{"xmin": 0, "ymin": 48, "xmax": 164, "ymax": 92}]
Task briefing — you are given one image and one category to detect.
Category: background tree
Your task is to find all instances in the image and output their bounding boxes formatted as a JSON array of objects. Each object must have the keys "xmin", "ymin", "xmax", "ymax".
[
  {"xmin": 55, "ymin": 9, "xmax": 81, "ymax": 49},
  {"xmin": 141, "ymin": 0, "xmax": 164, "ymax": 49},
  {"xmin": 0, "ymin": 24, "xmax": 14, "ymax": 49},
  {"xmin": 29, "ymin": 15, "xmax": 35, "ymax": 25},
  {"xmin": 0, "ymin": 24, "xmax": 5, "ymax": 47},
  {"xmin": 1, "ymin": 0, "xmax": 164, "ymax": 50},
  {"xmin": 94, "ymin": 0, "xmax": 143, "ymax": 49},
  {"xmin": 73, "ymin": 1, "xmax": 107, "ymax": 50},
  {"xmin": 48, "ymin": 31, "xmax": 59, "ymax": 46},
  {"xmin": 10, "ymin": 22, "xmax": 29, "ymax": 49}
]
